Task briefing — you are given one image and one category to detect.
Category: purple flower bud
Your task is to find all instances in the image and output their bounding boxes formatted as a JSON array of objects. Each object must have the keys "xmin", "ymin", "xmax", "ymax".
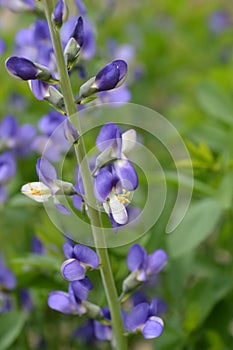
[
  {"xmin": 52, "ymin": 0, "xmax": 68, "ymax": 28},
  {"xmin": 71, "ymin": 16, "xmax": 84, "ymax": 48},
  {"xmin": 95, "ymin": 60, "xmax": 128, "ymax": 91},
  {"xmin": 6, "ymin": 56, "xmax": 38, "ymax": 80}
]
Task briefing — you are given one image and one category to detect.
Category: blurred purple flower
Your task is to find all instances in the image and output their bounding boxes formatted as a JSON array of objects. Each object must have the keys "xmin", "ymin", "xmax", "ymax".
[
  {"xmin": 208, "ymin": 11, "xmax": 231, "ymax": 33},
  {"xmin": 0, "ymin": 253, "xmax": 16, "ymax": 290},
  {"xmin": 31, "ymin": 235, "xmax": 45, "ymax": 255},
  {"xmin": 0, "ymin": 152, "xmax": 16, "ymax": 185},
  {"xmin": 0, "ymin": 0, "xmax": 35, "ymax": 12},
  {"xmin": 19, "ymin": 289, "xmax": 33, "ymax": 312},
  {"xmin": 0, "ymin": 37, "xmax": 6, "ymax": 54}
]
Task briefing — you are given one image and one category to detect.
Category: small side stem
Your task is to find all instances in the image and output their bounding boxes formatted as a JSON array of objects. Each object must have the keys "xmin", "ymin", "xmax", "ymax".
[{"xmin": 42, "ymin": 2, "xmax": 127, "ymax": 349}]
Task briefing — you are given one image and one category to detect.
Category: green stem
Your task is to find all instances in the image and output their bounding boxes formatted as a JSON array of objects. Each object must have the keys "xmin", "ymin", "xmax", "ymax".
[{"xmin": 42, "ymin": 1, "xmax": 128, "ymax": 349}]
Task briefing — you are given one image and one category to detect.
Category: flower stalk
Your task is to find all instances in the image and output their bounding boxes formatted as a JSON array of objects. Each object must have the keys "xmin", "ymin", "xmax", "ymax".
[{"xmin": 42, "ymin": 1, "xmax": 128, "ymax": 348}]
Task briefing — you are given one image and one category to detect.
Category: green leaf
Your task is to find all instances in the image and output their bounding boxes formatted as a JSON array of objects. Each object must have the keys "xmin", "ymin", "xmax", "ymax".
[
  {"xmin": 11, "ymin": 254, "xmax": 62, "ymax": 273},
  {"xmin": 166, "ymin": 199, "xmax": 222, "ymax": 258},
  {"xmin": 215, "ymin": 171, "xmax": 233, "ymax": 210},
  {"xmin": 0, "ymin": 311, "xmax": 26, "ymax": 350},
  {"xmin": 196, "ymin": 82, "xmax": 233, "ymax": 126}
]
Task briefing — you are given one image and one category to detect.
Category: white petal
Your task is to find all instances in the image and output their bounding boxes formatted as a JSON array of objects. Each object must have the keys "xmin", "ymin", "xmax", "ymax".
[
  {"xmin": 121, "ymin": 129, "xmax": 136, "ymax": 156},
  {"xmin": 109, "ymin": 193, "xmax": 128, "ymax": 225},
  {"xmin": 21, "ymin": 182, "xmax": 52, "ymax": 202}
]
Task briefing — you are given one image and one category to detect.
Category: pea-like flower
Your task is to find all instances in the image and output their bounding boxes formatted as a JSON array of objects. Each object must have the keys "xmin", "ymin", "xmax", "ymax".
[
  {"xmin": 48, "ymin": 278, "xmax": 94, "ymax": 316},
  {"xmin": 52, "ymin": 0, "xmax": 68, "ymax": 29},
  {"xmin": 94, "ymin": 163, "xmax": 137, "ymax": 225},
  {"xmin": 21, "ymin": 157, "xmax": 76, "ymax": 214},
  {"xmin": 125, "ymin": 301, "xmax": 164, "ymax": 339},
  {"xmin": 5, "ymin": 56, "xmax": 55, "ymax": 83},
  {"xmin": 61, "ymin": 242, "xmax": 100, "ymax": 281},
  {"xmin": 122, "ymin": 244, "xmax": 168, "ymax": 293},
  {"xmin": 79, "ymin": 60, "xmax": 128, "ymax": 99}
]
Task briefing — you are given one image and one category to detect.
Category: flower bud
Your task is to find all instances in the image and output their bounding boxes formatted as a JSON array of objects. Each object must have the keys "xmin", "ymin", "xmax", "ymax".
[
  {"xmin": 5, "ymin": 56, "xmax": 55, "ymax": 83},
  {"xmin": 44, "ymin": 86, "xmax": 65, "ymax": 113},
  {"xmin": 64, "ymin": 119, "xmax": 79, "ymax": 144},
  {"xmin": 78, "ymin": 60, "xmax": 128, "ymax": 99},
  {"xmin": 52, "ymin": 0, "xmax": 69, "ymax": 29},
  {"xmin": 64, "ymin": 16, "xmax": 84, "ymax": 69},
  {"xmin": 54, "ymin": 180, "xmax": 77, "ymax": 196}
]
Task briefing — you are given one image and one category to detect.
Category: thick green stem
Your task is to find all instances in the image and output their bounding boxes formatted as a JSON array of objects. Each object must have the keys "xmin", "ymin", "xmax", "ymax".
[{"xmin": 42, "ymin": 1, "xmax": 128, "ymax": 349}]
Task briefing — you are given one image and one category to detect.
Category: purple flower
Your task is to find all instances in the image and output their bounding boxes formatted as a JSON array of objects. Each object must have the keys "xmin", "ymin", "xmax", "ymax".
[
  {"xmin": 208, "ymin": 11, "xmax": 231, "ymax": 34},
  {"xmin": 71, "ymin": 16, "xmax": 84, "ymax": 48},
  {"xmin": 98, "ymin": 84, "xmax": 131, "ymax": 104},
  {"xmin": 0, "ymin": 115, "xmax": 36, "ymax": 157},
  {"xmin": 5, "ymin": 56, "xmax": 53, "ymax": 82},
  {"xmin": 61, "ymin": 242, "xmax": 99, "ymax": 281},
  {"xmin": 0, "ymin": 152, "xmax": 16, "ymax": 185},
  {"xmin": 0, "ymin": 37, "xmax": 6, "ymax": 54},
  {"xmin": 52, "ymin": 0, "xmax": 68, "ymax": 28},
  {"xmin": 0, "ymin": 253, "xmax": 16, "ymax": 290},
  {"xmin": 79, "ymin": 60, "xmax": 127, "ymax": 98},
  {"xmin": 125, "ymin": 301, "xmax": 164, "ymax": 339},
  {"xmin": 21, "ymin": 157, "xmax": 76, "ymax": 214},
  {"xmin": 48, "ymin": 278, "xmax": 96, "ymax": 316},
  {"xmin": 31, "ymin": 235, "xmax": 45, "ymax": 255},
  {"xmin": 127, "ymin": 244, "xmax": 168, "ymax": 282}
]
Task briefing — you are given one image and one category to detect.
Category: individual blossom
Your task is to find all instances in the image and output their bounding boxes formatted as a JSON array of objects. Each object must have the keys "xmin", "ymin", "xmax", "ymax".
[
  {"xmin": 78, "ymin": 60, "xmax": 128, "ymax": 99},
  {"xmin": 21, "ymin": 157, "xmax": 77, "ymax": 214},
  {"xmin": 125, "ymin": 301, "xmax": 164, "ymax": 339},
  {"xmin": 62, "ymin": 242, "xmax": 100, "ymax": 281},
  {"xmin": 94, "ymin": 163, "xmax": 137, "ymax": 225},
  {"xmin": 0, "ymin": 253, "xmax": 17, "ymax": 313},
  {"xmin": 122, "ymin": 244, "xmax": 168, "ymax": 293},
  {"xmin": 63, "ymin": 16, "xmax": 84, "ymax": 69},
  {"xmin": 0, "ymin": 152, "xmax": 16, "ymax": 185},
  {"xmin": 48, "ymin": 279, "xmax": 101, "ymax": 318}
]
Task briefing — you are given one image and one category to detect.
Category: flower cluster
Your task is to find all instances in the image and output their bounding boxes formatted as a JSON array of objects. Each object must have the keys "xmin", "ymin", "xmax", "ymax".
[
  {"xmin": 48, "ymin": 241, "xmax": 102, "ymax": 318},
  {"xmin": 48, "ymin": 242, "xmax": 167, "ymax": 342},
  {"xmin": 0, "ymin": 115, "xmax": 36, "ymax": 203}
]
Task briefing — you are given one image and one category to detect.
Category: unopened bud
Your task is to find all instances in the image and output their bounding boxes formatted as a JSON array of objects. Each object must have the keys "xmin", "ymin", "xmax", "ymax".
[{"xmin": 52, "ymin": 0, "xmax": 69, "ymax": 28}]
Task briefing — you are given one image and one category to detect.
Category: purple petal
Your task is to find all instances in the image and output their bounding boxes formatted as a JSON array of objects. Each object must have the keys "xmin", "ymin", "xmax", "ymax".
[
  {"xmin": 54, "ymin": 200, "xmax": 71, "ymax": 215},
  {"xmin": 53, "ymin": 0, "xmax": 66, "ymax": 26},
  {"xmin": 125, "ymin": 303, "xmax": 149, "ymax": 332},
  {"xmin": 81, "ymin": 18, "xmax": 96, "ymax": 60},
  {"xmin": 96, "ymin": 122, "xmax": 120, "ymax": 152},
  {"xmin": 38, "ymin": 110, "xmax": 64, "ymax": 136},
  {"xmin": 0, "ymin": 260, "xmax": 16, "ymax": 290},
  {"xmin": 0, "ymin": 152, "xmax": 16, "ymax": 184},
  {"xmin": 29, "ymin": 80, "xmax": 49, "ymax": 100},
  {"xmin": 95, "ymin": 61, "xmax": 119, "ymax": 91},
  {"xmin": 94, "ymin": 167, "xmax": 114, "ymax": 201},
  {"xmin": 0, "ymin": 37, "xmax": 6, "ymax": 54},
  {"xmin": 142, "ymin": 317, "xmax": 164, "ymax": 339},
  {"xmin": 36, "ymin": 157, "xmax": 57, "ymax": 188},
  {"xmin": 0, "ymin": 115, "xmax": 18, "ymax": 139},
  {"xmin": 127, "ymin": 244, "xmax": 147, "ymax": 272},
  {"xmin": 73, "ymin": 244, "xmax": 99, "ymax": 269},
  {"xmin": 94, "ymin": 321, "xmax": 112, "ymax": 341},
  {"xmin": 70, "ymin": 277, "xmax": 93, "ymax": 301},
  {"xmin": 147, "ymin": 249, "xmax": 168, "ymax": 276},
  {"xmin": 114, "ymin": 160, "xmax": 138, "ymax": 190},
  {"xmin": 48, "ymin": 291, "xmax": 76, "ymax": 314},
  {"xmin": 72, "ymin": 194, "xmax": 83, "ymax": 211},
  {"xmin": 71, "ymin": 16, "xmax": 84, "ymax": 47},
  {"xmin": 63, "ymin": 242, "xmax": 74, "ymax": 259},
  {"xmin": 6, "ymin": 56, "xmax": 38, "ymax": 80},
  {"xmin": 61, "ymin": 259, "xmax": 85, "ymax": 281}
]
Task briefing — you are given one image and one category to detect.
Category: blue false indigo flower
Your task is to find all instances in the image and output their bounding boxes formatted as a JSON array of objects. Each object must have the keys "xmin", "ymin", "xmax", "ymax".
[
  {"xmin": 64, "ymin": 16, "xmax": 84, "ymax": 69},
  {"xmin": 62, "ymin": 243, "xmax": 100, "ymax": 281},
  {"xmin": 0, "ymin": 152, "xmax": 16, "ymax": 185},
  {"xmin": 0, "ymin": 253, "xmax": 16, "ymax": 290},
  {"xmin": 48, "ymin": 279, "xmax": 102, "ymax": 317},
  {"xmin": 78, "ymin": 60, "xmax": 128, "ymax": 99},
  {"xmin": 94, "ymin": 164, "xmax": 137, "ymax": 225},
  {"xmin": 21, "ymin": 157, "xmax": 76, "ymax": 214},
  {"xmin": 208, "ymin": 11, "xmax": 230, "ymax": 34},
  {"xmin": 94, "ymin": 122, "xmax": 137, "ymax": 172},
  {"xmin": 5, "ymin": 56, "xmax": 55, "ymax": 83},
  {"xmin": 52, "ymin": 0, "xmax": 68, "ymax": 29},
  {"xmin": 123, "ymin": 244, "xmax": 167, "ymax": 293},
  {"xmin": 125, "ymin": 302, "xmax": 164, "ymax": 339}
]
